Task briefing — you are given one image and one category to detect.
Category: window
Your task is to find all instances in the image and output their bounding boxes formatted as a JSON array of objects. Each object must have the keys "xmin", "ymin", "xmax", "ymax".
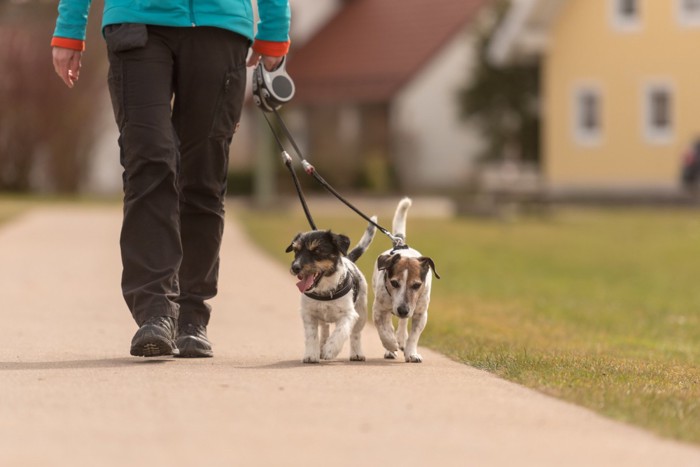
[
  {"xmin": 611, "ymin": 0, "xmax": 641, "ymax": 31},
  {"xmin": 677, "ymin": 0, "xmax": 700, "ymax": 26},
  {"xmin": 619, "ymin": 0, "xmax": 638, "ymax": 16},
  {"xmin": 573, "ymin": 85, "xmax": 603, "ymax": 146},
  {"xmin": 643, "ymin": 81, "xmax": 674, "ymax": 144}
]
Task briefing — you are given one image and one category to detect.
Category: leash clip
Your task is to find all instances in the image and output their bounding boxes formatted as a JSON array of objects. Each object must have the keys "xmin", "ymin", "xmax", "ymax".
[
  {"xmin": 389, "ymin": 234, "xmax": 409, "ymax": 253},
  {"xmin": 280, "ymin": 150, "xmax": 293, "ymax": 164},
  {"xmin": 302, "ymin": 160, "xmax": 315, "ymax": 175}
]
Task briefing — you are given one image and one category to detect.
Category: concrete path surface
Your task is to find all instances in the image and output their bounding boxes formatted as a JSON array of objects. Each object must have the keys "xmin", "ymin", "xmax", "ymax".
[{"xmin": 1, "ymin": 206, "xmax": 700, "ymax": 467}]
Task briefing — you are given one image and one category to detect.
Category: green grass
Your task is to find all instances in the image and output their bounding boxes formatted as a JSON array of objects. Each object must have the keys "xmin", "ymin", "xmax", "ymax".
[{"xmin": 234, "ymin": 206, "xmax": 700, "ymax": 444}]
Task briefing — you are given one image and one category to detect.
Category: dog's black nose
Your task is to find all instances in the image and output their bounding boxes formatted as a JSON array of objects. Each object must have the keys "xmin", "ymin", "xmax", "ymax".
[
  {"xmin": 291, "ymin": 263, "xmax": 302, "ymax": 275},
  {"xmin": 397, "ymin": 305, "xmax": 409, "ymax": 318}
]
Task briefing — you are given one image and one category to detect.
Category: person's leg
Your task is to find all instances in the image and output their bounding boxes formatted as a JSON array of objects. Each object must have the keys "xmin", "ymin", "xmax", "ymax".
[
  {"xmin": 171, "ymin": 27, "xmax": 248, "ymax": 356},
  {"xmin": 107, "ymin": 26, "xmax": 181, "ymax": 356}
]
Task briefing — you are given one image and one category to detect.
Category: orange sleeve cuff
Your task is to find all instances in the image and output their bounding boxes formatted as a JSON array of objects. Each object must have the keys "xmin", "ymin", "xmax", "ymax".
[
  {"xmin": 252, "ymin": 40, "xmax": 290, "ymax": 57},
  {"xmin": 51, "ymin": 37, "xmax": 85, "ymax": 51}
]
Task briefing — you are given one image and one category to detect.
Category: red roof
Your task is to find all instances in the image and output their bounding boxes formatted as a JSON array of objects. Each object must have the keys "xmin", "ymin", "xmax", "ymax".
[{"xmin": 287, "ymin": 0, "xmax": 489, "ymax": 105}]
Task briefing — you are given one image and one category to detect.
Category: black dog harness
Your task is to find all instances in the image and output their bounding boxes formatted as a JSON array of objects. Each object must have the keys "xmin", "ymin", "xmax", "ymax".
[{"xmin": 304, "ymin": 272, "xmax": 360, "ymax": 302}]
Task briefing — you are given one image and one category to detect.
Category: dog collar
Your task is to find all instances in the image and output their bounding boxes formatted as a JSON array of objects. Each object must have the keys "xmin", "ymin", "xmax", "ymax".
[
  {"xmin": 304, "ymin": 272, "xmax": 359, "ymax": 302},
  {"xmin": 390, "ymin": 244, "xmax": 409, "ymax": 254}
]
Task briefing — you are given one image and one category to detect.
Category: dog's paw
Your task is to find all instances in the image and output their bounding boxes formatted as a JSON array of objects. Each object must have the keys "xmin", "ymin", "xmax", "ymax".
[
  {"xmin": 349, "ymin": 354, "xmax": 366, "ymax": 362},
  {"xmin": 321, "ymin": 342, "xmax": 343, "ymax": 360},
  {"xmin": 384, "ymin": 350, "xmax": 398, "ymax": 359},
  {"xmin": 406, "ymin": 353, "xmax": 423, "ymax": 363},
  {"xmin": 303, "ymin": 356, "xmax": 320, "ymax": 364}
]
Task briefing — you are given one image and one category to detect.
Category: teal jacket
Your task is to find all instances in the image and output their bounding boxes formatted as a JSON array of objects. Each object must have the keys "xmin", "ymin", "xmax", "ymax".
[{"xmin": 52, "ymin": 0, "xmax": 290, "ymax": 56}]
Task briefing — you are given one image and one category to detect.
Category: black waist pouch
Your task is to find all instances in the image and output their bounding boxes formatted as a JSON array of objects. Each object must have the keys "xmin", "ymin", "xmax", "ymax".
[{"xmin": 104, "ymin": 23, "xmax": 148, "ymax": 53}]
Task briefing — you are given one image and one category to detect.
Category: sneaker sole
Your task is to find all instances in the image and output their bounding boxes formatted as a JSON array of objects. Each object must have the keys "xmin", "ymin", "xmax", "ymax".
[{"xmin": 130, "ymin": 339, "xmax": 179, "ymax": 357}]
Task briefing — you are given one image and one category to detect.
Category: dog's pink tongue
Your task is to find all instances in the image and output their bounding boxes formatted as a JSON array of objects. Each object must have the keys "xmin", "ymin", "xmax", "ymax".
[{"xmin": 296, "ymin": 275, "xmax": 315, "ymax": 293}]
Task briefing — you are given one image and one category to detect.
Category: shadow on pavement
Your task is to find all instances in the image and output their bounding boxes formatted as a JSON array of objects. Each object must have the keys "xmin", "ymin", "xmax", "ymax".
[
  {"xmin": 238, "ymin": 357, "xmax": 403, "ymax": 370},
  {"xmin": 0, "ymin": 358, "xmax": 174, "ymax": 370}
]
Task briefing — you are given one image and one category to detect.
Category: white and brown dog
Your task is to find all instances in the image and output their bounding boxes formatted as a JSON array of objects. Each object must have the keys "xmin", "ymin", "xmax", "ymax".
[
  {"xmin": 286, "ymin": 220, "xmax": 376, "ymax": 363},
  {"xmin": 372, "ymin": 198, "xmax": 440, "ymax": 363}
]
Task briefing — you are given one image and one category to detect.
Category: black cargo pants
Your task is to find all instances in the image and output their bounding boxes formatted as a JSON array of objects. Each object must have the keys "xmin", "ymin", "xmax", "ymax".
[{"xmin": 106, "ymin": 25, "xmax": 248, "ymax": 328}]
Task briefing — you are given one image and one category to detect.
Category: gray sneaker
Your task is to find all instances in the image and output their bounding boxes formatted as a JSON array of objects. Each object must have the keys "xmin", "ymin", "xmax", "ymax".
[
  {"xmin": 130, "ymin": 316, "xmax": 179, "ymax": 357},
  {"xmin": 175, "ymin": 323, "xmax": 213, "ymax": 358}
]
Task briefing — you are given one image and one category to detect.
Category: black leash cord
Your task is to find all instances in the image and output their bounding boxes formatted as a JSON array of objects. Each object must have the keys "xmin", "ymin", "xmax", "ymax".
[
  {"xmin": 311, "ymin": 169, "xmax": 394, "ymax": 239},
  {"xmin": 269, "ymin": 108, "xmax": 401, "ymax": 244},
  {"xmin": 261, "ymin": 111, "xmax": 317, "ymax": 230}
]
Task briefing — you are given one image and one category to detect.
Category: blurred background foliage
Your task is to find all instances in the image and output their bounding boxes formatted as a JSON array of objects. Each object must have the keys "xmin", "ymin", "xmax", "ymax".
[
  {"xmin": 459, "ymin": 2, "xmax": 541, "ymax": 164},
  {"xmin": 0, "ymin": 0, "xmax": 107, "ymax": 193}
]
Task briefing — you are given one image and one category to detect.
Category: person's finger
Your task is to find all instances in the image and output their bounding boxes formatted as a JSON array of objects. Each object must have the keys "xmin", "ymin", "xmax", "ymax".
[
  {"xmin": 68, "ymin": 52, "xmax": 81, "ymax": 83},
  {"xmin": 54, "ymin": 56, "xmax": 73, "ymax": 87},
  {"xmin": 262, "ymin": 55, "xmax": 283, "ymax": 71}
]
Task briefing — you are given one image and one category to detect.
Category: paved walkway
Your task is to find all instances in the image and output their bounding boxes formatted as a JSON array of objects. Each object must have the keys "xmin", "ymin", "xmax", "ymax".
[{"xmin": 1, "ymin": 206, "xmax": 700, "ymax": 467}]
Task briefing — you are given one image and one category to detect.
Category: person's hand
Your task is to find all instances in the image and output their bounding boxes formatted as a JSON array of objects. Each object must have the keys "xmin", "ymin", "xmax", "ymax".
[
  {"xmin": 246, "ymin": 52, "xmax": 283, "ymax": 71},
  {"xmin": 52, "ymin": 47, "xmax": 82, "ymax": 88}
]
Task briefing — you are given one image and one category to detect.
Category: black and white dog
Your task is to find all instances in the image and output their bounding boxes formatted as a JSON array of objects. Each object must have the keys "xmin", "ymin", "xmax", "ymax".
[
  {"xmin": 372, "ymin": 198, "xmax": 439, "ymax": 362},
  {"xmin": 286, "ymin": 220, "xmax": 376, "ymax": 363}
]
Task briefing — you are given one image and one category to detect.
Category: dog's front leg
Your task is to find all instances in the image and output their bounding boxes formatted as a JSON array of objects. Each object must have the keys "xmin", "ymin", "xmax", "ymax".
[
  {"xmin": 349, "ymin": 304, "xmax": 367, "ymax": 362},
  {"xmin": 321, "ymin": 312, "xmax": 356, "ymax": 360},
  {"xmin": 302, "ymin": 314, "xmax": 321, "ymax": 364},
  {"xmin": 373, "ymin": 308, "xmax": 399, "ymax": 359},
  {"xmin": 404, "ymin": 311, "xmax": 427, "ymax": 363},
  {"xmin": 396, "ymin": 318, "xmax": 408, "ymax": 351},
  {"xmin": 320, "ymin": 323, "xmax": 330, "ymax": 350}
]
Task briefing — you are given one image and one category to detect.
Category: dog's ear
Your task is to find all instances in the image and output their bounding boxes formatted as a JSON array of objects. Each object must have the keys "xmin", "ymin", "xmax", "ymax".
[
  {"xmin": 377, "ymin": 254, "xmax": 400, "ymax": 272},
  {"xmin": 285, "ymin": 233, "xmax": 301, "ymax": 253},
  {"xmin": 418, "ymin": 256, "xmax": 440, "ymax": 279},
  {"xmin": 329, "ymin": 232, "xmax": 351, "ymax": 256}
]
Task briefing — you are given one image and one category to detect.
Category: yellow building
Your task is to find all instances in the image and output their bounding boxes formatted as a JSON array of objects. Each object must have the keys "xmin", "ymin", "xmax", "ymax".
[{"xmin": 490, "ymin": 0, "xmax": 700, "ymax": 196}]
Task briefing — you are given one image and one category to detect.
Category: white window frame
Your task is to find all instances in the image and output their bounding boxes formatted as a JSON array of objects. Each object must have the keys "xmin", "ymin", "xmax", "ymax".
[
  {"xmin": 572, "ymin": 83, "xmax": 603, "ymax": 147},
  {"xmin": 610, "ymin": 0, "xmax": 641, "ymax": 31},
  {"xmin": 642, "ymin": 80, "xmax": 675, "ymax": 145},
  {"xmin": 676, "ymin": 0, "xmax": 700, "ymax": 27}
]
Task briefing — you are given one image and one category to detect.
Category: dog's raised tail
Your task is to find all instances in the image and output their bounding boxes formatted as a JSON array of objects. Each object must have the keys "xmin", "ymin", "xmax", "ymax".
[
  {"xmin": 347, "ymin": 216, "xmax": 377, "ymax": 263},
  {"xmin": 391, "ymin": 197, "xmax": 412, "ymax": 245}
]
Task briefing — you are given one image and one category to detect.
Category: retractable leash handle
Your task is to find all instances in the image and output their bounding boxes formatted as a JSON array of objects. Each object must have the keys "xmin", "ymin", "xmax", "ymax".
[{"xmin": 252, "ymin": 56, "xmax": 295, "ymax": 112}]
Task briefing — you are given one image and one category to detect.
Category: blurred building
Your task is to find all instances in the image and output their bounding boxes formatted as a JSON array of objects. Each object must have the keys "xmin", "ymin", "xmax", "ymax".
[
  {"xmin": 280, "ymin": 0, "xmax": 491, "ymax": 193},
  {"xmin": 490, "ymin": 0, "xmax": 700, "ymax": 198}
]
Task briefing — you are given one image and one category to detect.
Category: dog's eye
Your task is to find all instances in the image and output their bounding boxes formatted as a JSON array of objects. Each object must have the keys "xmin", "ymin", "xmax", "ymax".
[
  {"xmin": 411, "ymin": 282, "xmax": 422, "ymax": 290},
  {"xmin": 390, "ymin": 280, "xmax": 400, "ymax": 289},
  {"xmin": 310, "ymin": 249, "xmax": 327, "ymax": 259}
]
